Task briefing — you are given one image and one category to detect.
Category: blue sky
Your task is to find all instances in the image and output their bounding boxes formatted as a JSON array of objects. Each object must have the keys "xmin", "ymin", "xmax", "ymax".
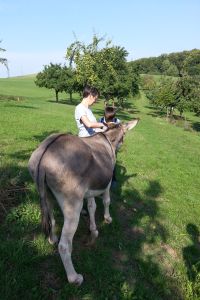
[{"xmin": 0, "ymin": 0, "xmax": 200, "ymax": 77}]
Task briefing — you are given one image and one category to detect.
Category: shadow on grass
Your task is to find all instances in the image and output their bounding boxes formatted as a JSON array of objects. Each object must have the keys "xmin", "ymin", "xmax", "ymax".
[
  {"xmin": 31, "ymin": 131, "xmax": 73, "ymax": 144},
  {"xmin": 146, "ymin": 106, "xmax": 167, "ymax": 118},
  {"xmin": 146, "ymin": 105, "xmax": 200, "ymax": 134},
  {"xmin": 3, "ymin": 103, "xmax": 38, "ymax": 109},
  {"xmin": 47, "ymin": 98, "xmax": 80, "ymax": 106},
  {"xmin": 182, "ymin": 223, "xmax": 200, "ymax": 298},
  {"xmin": 0, "ymin": 129, "xmax": 65, "ymax": 221},
  {"xmin": 118, "ymin": 101, "xmax": 140, "ymax": 112},
  {"xmin": 97, "ymin": 161, "xmax": 184, "ymax": 299},
  {"xmin": 192, "ymin": 121, "xmax": 200, "ymax": 132}
]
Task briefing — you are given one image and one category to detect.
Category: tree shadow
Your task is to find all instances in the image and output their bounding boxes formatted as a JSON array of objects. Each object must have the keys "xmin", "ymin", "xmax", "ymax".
[
  {"xmin": 146, "ymin": 105, "xmax": 200, "ymax": 134},
  {"xmin": 146, "ymin": 106, "xmax": 167, "ymax": 118},
  {"xmin": 31, "ymin": 131, "xmax": 73, "ymax": 144},
  {"xmin": 0, "ymin": 164, "xmax": 31, "ymax": 224},
  {"xmin": 0, "ymin": 130, "xmax": 68, "ymax": 223},
  {"xmin": 3, "ymin": 103, "xmax": 38, "ymax": 109},
  {"xmin": 192, "ymin": 122, "xmax": 200, "ymax": 132},
  {"xmin": 98, "ymin": 161, "xmax": 184, "ymax": 299},
  {"xmin": 0, "ymin": 196, "xmax": 65, "ymax": 300},
  {"xmin": 182, "ymin": 223, "xmax": 200, "ymax": 297},
  {"xmin": 47, "ymin": 98, "xmax": 80, "ymax": 106}
]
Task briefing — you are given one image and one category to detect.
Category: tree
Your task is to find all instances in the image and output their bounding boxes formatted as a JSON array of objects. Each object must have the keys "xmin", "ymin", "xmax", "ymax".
[
  {"xmin": 161, "ymin": 59, "xmax": 179, "ymax": 76},
  {"xmin": 192, "ymin": 88, "xmax": 200, "ymax": 116},
  {"xmin": 167, "ymin": 52, "xmax": 188, "ymax": 77},
  {"xmin": 140, "ymin": 75, "xmax": 156, "ymax": 91},
  {"xmin": 0, "ymin": 41, "xmax": 9, "ymax": 75},
  {"xmin": 183, "ymin": 49, "xmax": 200, "ymax": 76},
  {"xmin": 174, "ymin": 76, "xmax": 200, "ymax": 116},
  {"xmin": 35, "ymin": 63, "xmax": 65, "ymax": 102},
  {"xmin": 147, "ymin": 77, "xmax": 176, "ymax": 117},
  {"xmin": 129, "ymin": 49, "xmax": 200, "ymax": 77},
  {"xmin": 146, "ymin": 75, "xmax": 200, "ymax": 118},
  {"xmin": 65, "ymin": 35, "xmax": 139, "ymax": 105},
  {"xmin": 62, "ymin": 66, "xmax": 78, "ymax": 103}
]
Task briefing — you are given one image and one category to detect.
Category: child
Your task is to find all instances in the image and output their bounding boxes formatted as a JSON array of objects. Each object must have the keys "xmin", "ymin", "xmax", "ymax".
[
  {"xmin": 99, "ymin": 106, "xmax": 120, "ymax": 188},
  {"xmin": 99, "ymin": 106, "xmax": 120, "ymax": 124}
]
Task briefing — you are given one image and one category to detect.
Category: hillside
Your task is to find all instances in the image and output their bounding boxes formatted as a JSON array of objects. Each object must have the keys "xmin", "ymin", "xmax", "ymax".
[{"xmin": 0, "ymin": 76, "xmax": 200, "ymax": 299}]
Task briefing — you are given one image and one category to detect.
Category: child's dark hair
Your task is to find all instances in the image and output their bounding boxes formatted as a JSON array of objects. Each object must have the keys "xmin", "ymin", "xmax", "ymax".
[
  {"xmin": 104, "ymin": 106, "xmax": 116, "ymax": 123},
  {"xmin": 83, "ymin": 85, "xmax": 99, "ymax": 98}
]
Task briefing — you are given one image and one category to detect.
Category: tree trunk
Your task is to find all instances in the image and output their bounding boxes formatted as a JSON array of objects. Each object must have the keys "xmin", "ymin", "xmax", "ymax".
[
  {"xmin": 184, "ymin": 115, "xmax": 188, "ymax": 130},
  {"xmin": 167, "ymin": 107, "xmax": 169, "ymax": 118},
  {"xmin": 169, "ymin": 106, "xmax": 174, "ymax": 117},
  {"xmin": 55, "ymin": 90, "xmax": 59, "ymax": 103},
  {"xmin": 69, "ymin": 92, "xmax": 73, "ymax": 103}
]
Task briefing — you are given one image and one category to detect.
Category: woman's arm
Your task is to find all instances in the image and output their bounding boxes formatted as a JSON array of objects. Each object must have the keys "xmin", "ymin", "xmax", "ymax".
[{"xmin": 81, "ymin": 115, "xmax": 105, "ymax": 129}]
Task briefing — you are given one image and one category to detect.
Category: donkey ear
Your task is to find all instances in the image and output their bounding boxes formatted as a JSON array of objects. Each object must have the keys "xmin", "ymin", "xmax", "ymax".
[{"xmin": 123, "ymin": 118, "xmax": 139, "ymax": 131}]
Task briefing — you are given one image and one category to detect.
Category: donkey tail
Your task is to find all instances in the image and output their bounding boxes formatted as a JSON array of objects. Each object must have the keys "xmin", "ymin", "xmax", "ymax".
[
  {"xmin": 28, "ymin": 133, "xmax": 66, "ymax": 236},
  {"xmin": 37, "ymin": 167, "xmax": 51, "ymax": 236}
]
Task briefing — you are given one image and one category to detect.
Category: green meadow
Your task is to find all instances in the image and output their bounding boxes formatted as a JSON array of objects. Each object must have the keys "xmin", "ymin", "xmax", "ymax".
[{"xmin": 0, "ymin": 75, "xmax": 200, "ymax": 299}]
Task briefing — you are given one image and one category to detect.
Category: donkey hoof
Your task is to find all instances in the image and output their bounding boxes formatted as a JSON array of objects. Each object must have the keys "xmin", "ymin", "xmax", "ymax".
[
  {"xmin": 48, "ymin": 235, "xmax": 58, "ymax": 245},
  {"xmin": 91, "ymin": 229, "xmax": 99, "ymax": 239},
  {"xmin": 87, "ymin": 230, "xmax": 99, "ymax": 245},
  {"xmin": 104, "ymin": 216, "xmax": 112, "ymax": 224},
  {"xmin": 68, "ymin": 274, "xmax": 83, "ymax": 286}
]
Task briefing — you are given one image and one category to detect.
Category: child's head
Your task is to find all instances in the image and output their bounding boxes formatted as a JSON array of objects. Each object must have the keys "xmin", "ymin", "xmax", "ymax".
[{"xmin": 104, "ymin": 106, "xmax": 116, "ymax": 123}]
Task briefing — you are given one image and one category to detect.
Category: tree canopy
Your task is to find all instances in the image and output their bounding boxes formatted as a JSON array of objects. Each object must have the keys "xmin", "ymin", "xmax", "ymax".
[
  {"xmin": 65, "ymin": 35, "xmax": 140, "ymax": 105},
  {"xmin": 129, "ymin": 49, "xmax": 200, "ymax": 77},
  {"xmin": 35, "ymin": 63, "xmax": 78, "ymax": 103},
  {"xmin": 35, "ymin": 35, "xmax": 140, "ymax": 105},
  {"xmin": 143, "ymin": 75, "xmax": 200, "ymax": 117}
]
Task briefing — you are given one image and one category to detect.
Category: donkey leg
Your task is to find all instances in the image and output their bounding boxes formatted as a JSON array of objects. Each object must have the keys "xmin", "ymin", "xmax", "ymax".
[
  {"xmin": 46, "ymin": 189, "xmax": 58, "ymax": 245},
  {"xmin": 48, "ymin": 208, "xmax": 58, "ymax": 245},
  {"xmin": 87, "ymin": 197, "xmax": 98, "ymax": 243},
  {"xmin": 58, "ymin": 199, "xmax": 83, "ymax": 285},
  {"xmin": 102, "ymin": 184, "xmax": 112, "ymax": 224}
]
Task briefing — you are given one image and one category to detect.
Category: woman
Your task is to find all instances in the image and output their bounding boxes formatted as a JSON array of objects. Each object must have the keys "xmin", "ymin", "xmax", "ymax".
[
  {"xmin": 75, "ymin": 85, "xmax": 107, "ymax": 137},
  {"xmin": 75, "ymin": 85, "xmax": 107, "ymax": 215}
]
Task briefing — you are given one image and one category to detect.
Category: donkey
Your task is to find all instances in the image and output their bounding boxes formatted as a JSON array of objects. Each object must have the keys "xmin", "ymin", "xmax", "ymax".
[{"xmin": 28, "ymin": 119, "xmax": 139, "ymax": 285}]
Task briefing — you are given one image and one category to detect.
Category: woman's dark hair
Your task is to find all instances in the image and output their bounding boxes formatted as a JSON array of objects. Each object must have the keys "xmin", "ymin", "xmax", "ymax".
[
  {"xmin": 83, "ymin": 85, "xmax": 99, "ymax": 98},
  {"xmin": 104, "ymin": 106, "xmax": 116, "ymax": 122}
]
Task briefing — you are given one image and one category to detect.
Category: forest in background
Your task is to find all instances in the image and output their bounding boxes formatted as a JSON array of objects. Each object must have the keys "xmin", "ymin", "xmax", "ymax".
[{"xmin": 129, "ymin": 49, "xmax": 200, "ymax": 77}]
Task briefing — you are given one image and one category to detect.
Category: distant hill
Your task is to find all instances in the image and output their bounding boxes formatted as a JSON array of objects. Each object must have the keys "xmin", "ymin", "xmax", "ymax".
[
  {"xmin": 128, "ymin": 49, "xmax": 200, "ymax": 77},
  {"xmin": 10, "ymin": 74, "xmax": 37, "ymax": 79},
  {"xmin": 0, "ymin": 75, "xmax": 53, "ymax": 99}
]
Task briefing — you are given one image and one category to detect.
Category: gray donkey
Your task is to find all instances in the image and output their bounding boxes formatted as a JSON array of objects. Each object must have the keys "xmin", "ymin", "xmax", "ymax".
[{"xmin": 28, "ymin": 120, "xmax": 139, "ymax": 285}]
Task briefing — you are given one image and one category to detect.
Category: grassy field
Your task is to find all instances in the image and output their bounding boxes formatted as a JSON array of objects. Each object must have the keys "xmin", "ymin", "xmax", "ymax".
[{"xmin": 0, "ymin": 76, "xmax": 200, "ymax": 300}]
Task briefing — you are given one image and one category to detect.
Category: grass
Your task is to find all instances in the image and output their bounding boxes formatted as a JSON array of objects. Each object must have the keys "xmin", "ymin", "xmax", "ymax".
[{"xmin": 0, "ymin": 76, "xmax": 200, "ymax": 299}]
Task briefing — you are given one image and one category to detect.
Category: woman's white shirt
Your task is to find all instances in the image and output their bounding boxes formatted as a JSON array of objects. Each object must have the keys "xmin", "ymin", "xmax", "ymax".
[{"xmin": 75, "ymin": 103, "xmax": 97, "ymax": 137}]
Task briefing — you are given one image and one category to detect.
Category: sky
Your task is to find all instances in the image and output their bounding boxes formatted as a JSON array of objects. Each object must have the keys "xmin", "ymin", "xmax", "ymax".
[{"xmin": 0, "ymin": 0, "xmax": 200, "ymax": 77}]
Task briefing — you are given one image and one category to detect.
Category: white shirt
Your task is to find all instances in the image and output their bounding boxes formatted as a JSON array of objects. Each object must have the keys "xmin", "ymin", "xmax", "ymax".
[{"xmin": 75, "ymin": 103, "xmax": 97, "ymax": 137}]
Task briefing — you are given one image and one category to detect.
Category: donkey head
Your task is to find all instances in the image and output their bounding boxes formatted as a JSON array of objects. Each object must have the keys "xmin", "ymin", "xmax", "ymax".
[{"xmin": 104, "ymin": 119, "xmax": 139, "ymax": 150}]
